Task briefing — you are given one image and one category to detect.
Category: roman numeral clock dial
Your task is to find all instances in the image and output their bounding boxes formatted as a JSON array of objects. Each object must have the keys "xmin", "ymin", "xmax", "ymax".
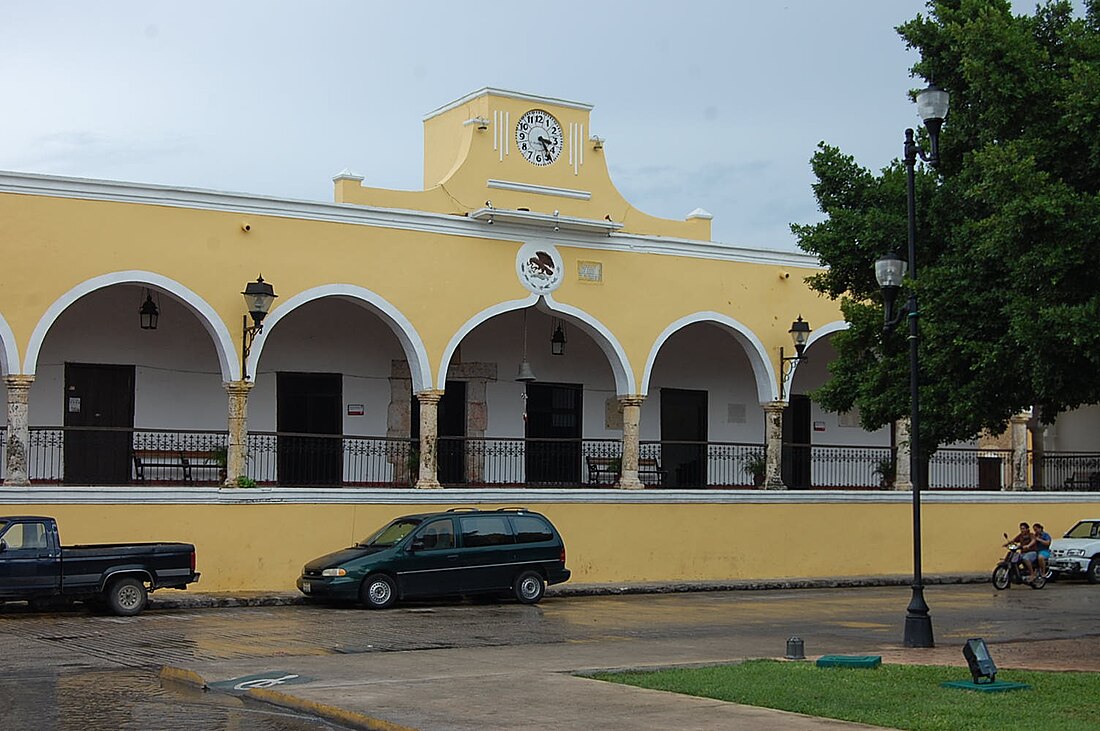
[{"xmin": 516, "ymin": 109, "xmax": 564, "ymax": 166}]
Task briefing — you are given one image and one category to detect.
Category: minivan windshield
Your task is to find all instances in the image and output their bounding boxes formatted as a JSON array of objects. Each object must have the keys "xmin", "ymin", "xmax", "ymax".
[
  {"xmin": 357, "ymin": 519, "xmax": 420, "ymax": 548},
  {"xmin": 1064, "ymin": 520, "xmax": 1100, "ymax": 539}
]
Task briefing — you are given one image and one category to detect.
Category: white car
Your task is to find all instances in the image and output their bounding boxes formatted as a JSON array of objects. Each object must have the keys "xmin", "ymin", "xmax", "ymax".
[{"xmin": 1048, "ymin": 519, "xmax": 1100, "ymax": 583}]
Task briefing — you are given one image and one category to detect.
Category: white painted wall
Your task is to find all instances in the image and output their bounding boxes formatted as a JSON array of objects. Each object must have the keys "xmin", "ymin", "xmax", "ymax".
[
  {"xmin": 463, "ymin": 308, "xmax": 619, "ymax": 439},
  {"xmin": 1043, "ymin": 405, "xmax": 1100, "ymax": 452},
  {"xmin": 250, "ymin": 297, "xmax": 404, "ymax": 437},
  {"xmin": 793, "ymin": 337, "xmax": 889, "ymax": 447},
  {"xmin": 30, "ymin": 285, "xmax": 224, "ymax": 428},
  {"xmin": 645, "ymin": 322, "xmax": 764, "ymax": 444}
]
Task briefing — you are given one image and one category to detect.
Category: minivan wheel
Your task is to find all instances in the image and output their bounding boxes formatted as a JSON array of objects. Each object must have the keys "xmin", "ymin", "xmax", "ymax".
[
  {"xmin": 361, "ymin": 574, "xmax": 397, "ymax": 609},
  {"xmin": 513, "ymin": 570, "xmax": 545, "ymax": 604}
]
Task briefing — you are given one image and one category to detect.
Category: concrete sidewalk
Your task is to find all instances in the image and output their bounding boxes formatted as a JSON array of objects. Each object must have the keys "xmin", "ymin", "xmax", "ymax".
[
  {"xmin": 150, "ymin": 578, "xmax": 985, "ymax": 731},
  {"xmin": 166, "ymin": 634, "xmax": 883, "ymax": 731}
]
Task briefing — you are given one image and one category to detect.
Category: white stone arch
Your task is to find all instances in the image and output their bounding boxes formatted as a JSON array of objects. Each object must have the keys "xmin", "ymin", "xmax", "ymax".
[
  {"xmin": 23, "ymin": 271, "xmax": 238, "ymax": 380},
  {"xmin": 642, "ymin": 312, "xmax": 775, "ymax": 403},
  {"xmin": 0, "ymin": 312, "xmax": 20, "ymax": 377},
  {"xmin": 248, "ymin": 284, "xmax": 431, "ymax": 391},
  {"xmin": 439, "ymin": 293, "xmax": 636, "ymax": 394},
  {"xmin": 783, "ymin": 319, "xmax": 849, "ymax": 399}
]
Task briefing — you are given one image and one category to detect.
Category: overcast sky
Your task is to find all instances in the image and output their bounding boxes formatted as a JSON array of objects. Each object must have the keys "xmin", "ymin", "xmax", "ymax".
[{"xmin": 0, "ymin": 1, "xmax": 1045, "ymax": 252}]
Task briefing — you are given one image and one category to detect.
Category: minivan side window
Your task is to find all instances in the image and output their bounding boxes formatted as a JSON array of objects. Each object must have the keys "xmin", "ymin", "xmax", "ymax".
[
  {"xmin": 416, "ymin": 519, "xmax": 455, "ymax": 550},
  {"xmin": 459, "ymin": 516, "xmax": 515, "ymax": 548},
  {"xmin": 510, "ymin": 515, "xmax": 553, "ymax": 544}
]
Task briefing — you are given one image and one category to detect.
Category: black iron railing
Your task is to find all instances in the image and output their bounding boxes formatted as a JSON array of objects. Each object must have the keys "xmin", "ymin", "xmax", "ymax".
[
  {"xmin": 246, "ymin": 432, "xmax": 414, "ymax": 487},
  {"xmin": 13, "ymin": 425, "xmax": 1096, "ymax": 490},
  {"xmin": 25, "ymin": 426, "xmax": 227, "ymax": 485},
  {"xmin": 783, "ymin": 443, "xmax": 894, "ymax": 489},
  {"xmin": 928, "ymin": 448, "xmax": 1011, "ymax": 490},
  {"xmin": 1034, "ymin": 451, "xmax": 1100, "ymax": 491}
]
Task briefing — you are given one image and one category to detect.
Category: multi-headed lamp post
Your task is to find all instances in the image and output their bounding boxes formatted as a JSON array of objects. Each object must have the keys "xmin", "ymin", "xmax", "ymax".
[{"xmin": 874, "ymin": 83, "xmax": 949, "ymax": 649}]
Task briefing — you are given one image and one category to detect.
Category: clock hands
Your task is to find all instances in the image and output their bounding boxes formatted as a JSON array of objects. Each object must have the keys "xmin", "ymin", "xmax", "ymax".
[{"xmin": 538, "ymin": 135, "xmax": 555, "ymax": 157}]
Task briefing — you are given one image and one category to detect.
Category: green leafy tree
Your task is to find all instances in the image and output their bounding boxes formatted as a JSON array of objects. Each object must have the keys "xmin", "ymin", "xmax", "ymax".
[{"xmin": 793, "ymin": 0, "xmax": 1100, "ymax": 453}]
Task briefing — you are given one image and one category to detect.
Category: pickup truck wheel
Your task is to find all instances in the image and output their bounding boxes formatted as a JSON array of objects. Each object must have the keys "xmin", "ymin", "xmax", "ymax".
[
  {"xmin": 106, "ymin": 577, "xmax": 148, "ymax": 616},
  {"xmin": 360, "ymin": 574, "xmax": 396, "ymax": 609},
  {"xmin": 1088, "ymin": 557, "xmax": 1100, "ymax": 585},
  {"xmin": 513, "ymin": 570, "xmax": 545, "ymax": 604}
]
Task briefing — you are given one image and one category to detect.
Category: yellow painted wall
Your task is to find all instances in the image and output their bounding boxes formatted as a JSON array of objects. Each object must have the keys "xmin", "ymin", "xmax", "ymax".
[
  {"xmin": 10, "ymin": 499, "xmax": 1096, "ymax": 593},
  {"xmin": 0, "ymin": 189, "xmax": 834, "ymax": 393}
]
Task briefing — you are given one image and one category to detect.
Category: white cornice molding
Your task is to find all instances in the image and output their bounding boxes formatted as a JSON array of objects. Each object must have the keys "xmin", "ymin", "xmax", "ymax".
[
  {"xmin": 424, "ymin": 87, "xmax": 594, "ymax": 121},
  {"xmin": 1, "ymin": 486, "xmax": 1097, "ymax": 505},
  {"xmin": 0, "ymin": 169, "xmax": 819, "ymax": 268},
  {"xmin": 487, "ymin": 179, "xmax": 592, "ymax": 200},
  {"xmin": 470, "ymin": 206, "xmax": 621, "ymax": 234}
]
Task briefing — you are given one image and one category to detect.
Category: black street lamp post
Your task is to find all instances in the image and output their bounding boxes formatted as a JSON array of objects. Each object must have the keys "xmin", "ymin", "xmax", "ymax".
[{"xmin": 875, "ymin": 84, "xmax": 949, "ymax": 649}]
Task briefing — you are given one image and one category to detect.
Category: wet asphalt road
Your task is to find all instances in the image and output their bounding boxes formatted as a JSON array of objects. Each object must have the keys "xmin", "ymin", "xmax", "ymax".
[{"xmin": 1, "ymin": 583, "xmax": 1097, "ymax": 730}]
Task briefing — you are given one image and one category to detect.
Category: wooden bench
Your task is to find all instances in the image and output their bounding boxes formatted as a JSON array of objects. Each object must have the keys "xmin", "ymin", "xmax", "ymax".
[
  {"xmin": 638, "ymin": 457, "xmax": 667, "ymax": 487},
  {"xmin": 585, "ymin": 456, "xmax": 666, "ymax": 487},
  {"xmin": 132, "ymin": 449, "xmax": 224, "ymax": 484},
  {"xmin": 586, "ymin": 456, "xmax": 621, "ymax": 486},
  {"xmin": 1064, "ymin": 471, "xmax": 1100, "ymax": 490}
]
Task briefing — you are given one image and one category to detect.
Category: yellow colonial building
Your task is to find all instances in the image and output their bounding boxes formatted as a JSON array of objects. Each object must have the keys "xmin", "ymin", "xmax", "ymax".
[
  {"xmin": 0, "ymin": 88, "xmax": 868, "ymax": 493},
  {"xmin": 1, "ymin": 88, "xmax": 1096, "ymax": 591}
]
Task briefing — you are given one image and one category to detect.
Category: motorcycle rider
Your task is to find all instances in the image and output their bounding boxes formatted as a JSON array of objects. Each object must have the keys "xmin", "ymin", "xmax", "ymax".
[{"xmin": 1005, "ymin": 522, "xmax": 1037, "ymax": 582}]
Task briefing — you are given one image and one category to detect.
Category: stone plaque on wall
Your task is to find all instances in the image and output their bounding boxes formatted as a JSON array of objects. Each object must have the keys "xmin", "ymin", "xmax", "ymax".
[{"xmin": 605, "ymin": 397, "xmax": 624, "ymax": 430}]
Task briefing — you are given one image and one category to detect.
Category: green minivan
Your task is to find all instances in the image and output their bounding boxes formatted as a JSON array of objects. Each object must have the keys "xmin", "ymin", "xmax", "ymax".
[{"xmin": 296, "ymin": 507, "xmax": 570, "ymax": 608}]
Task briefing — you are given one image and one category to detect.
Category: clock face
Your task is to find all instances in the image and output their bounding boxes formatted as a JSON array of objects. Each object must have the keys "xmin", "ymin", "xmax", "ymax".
[{"xmin": 516, "ymin": 109, "xmax": 564, "ymax": 166}]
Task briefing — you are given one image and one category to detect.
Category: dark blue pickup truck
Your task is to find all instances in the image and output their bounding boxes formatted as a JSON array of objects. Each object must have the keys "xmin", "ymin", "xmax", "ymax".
[{"xmin": 0, "ymin": 516, "xmax": 200, "ymax": 616}]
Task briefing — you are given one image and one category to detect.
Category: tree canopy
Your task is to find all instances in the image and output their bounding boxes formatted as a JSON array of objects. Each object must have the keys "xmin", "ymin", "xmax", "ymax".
[{"xmin": 792, "ymin": 0, "xmax": 1100, "ymax": 451}]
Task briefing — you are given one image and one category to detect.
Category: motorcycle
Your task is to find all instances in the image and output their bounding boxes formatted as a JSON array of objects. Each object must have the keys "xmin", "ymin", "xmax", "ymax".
[{"xmin": 992, "ymin": 534, "xmax": 1046, "ymax": 590}]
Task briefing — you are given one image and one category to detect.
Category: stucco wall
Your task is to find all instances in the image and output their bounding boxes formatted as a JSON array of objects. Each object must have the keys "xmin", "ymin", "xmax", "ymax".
[{"xmin": 5, "ymin": 491, "xmax": 1096, "ymax": 593}]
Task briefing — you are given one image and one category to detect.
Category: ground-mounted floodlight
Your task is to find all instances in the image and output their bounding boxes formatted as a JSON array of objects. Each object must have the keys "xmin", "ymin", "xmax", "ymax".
[{"xmin": 963, "ymin": 638, "xmax": 997, "ymax": 684}]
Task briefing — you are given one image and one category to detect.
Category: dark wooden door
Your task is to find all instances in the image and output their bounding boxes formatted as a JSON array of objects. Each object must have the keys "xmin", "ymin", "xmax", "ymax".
[
  {"xmin": 64, "ymin": 363, "xmax": 134, "ymax": 485},
  {"xmin": 277, "ymin": 373, "xmax": 342, "ymax": 486},
  {"xmin": 438, "ymin": 382, "xmax": 466, "ymax": 485},
  {"xmin": 660, "ymin": 388, "xmax": 708, "ymax": 487},
  {"xmin": 782, "ymin": 394, "xmax": 812, "ymax": 489},
  {"xmin": 524, "ymin": 383, "xmax": 582, "ymax": 485}
]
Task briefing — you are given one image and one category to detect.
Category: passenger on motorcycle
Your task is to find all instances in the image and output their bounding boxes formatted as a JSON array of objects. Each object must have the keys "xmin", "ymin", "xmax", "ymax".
[
  {"xmin": 1032, "ymin": 522, "xmax": 1052, "ymax": 577},
  {"xmin": 1005, "ymin": 522, "xmax": 1037, "ymax": 582}
]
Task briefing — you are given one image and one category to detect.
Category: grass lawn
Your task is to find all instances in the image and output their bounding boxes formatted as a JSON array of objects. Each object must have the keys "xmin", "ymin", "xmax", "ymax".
[{"xmin": 592, "ymin": 660, "xmax": 1100, "ymax": 731}]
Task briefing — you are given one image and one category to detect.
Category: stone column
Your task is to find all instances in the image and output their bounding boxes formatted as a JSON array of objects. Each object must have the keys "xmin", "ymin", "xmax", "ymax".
[
  {"xmin": 616, "ymin": 396, "xmax": 645, "ymax": 490},
  {"xmin": 763, "ymin": 401, "xmax": 786, "ymax": 490},
  {"xmin": 224, "ymin": 381, "xmax": 253, "ymax": 486},
  {"xmin": 1009, "ymin": 410, "xmax": 1031, "ymax": 491},
  {"xmin": 4, "ymin": 375, "xmax": 34, "ymax": 486},
  {"xmin": 415, "ymin": 390, "xmax": 444, "ymax": 489},
  {"xmin": 894, "ymin": 418, "xmax": 913, "ymax": 491}
]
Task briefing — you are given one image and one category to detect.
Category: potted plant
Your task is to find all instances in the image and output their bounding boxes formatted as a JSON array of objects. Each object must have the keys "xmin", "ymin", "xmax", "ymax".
[
  {"xmin": 873, "ymin": 456, "xmax": 896, "ymax": 489},
  {"xmin": 743, "ymin": 451, "xmax": 767, "ymax": 487},
  {"xmin": 212, "ymin": 445, "xmax": 229, "ymax": 483}
]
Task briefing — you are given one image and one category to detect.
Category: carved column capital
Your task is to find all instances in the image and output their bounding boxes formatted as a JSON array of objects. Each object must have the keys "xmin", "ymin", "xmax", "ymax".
[{"xmin": 415, "ymin": 389, "xmax": 445, "ymax": 405}]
